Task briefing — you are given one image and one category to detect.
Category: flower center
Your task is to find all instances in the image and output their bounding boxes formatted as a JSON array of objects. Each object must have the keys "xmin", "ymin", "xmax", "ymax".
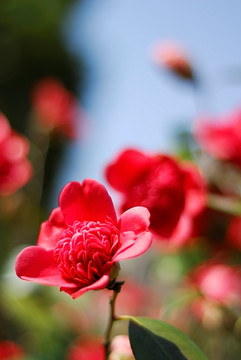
[{"xmin": 54, "ymin": 220, "xmax": 120, "ymax": 286}]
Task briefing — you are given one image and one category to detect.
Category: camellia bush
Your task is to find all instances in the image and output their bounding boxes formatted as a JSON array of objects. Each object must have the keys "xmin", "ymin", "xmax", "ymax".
[{"xmin": 0, "ymin": 7, "xmax": 240, "ymax": 359}]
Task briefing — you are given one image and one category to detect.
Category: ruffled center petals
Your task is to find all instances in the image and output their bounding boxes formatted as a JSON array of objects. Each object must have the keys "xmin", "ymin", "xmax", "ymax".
[
  {"xmin": 59, "ymin": 179, "xmax": 117, "ymax": 225},
  {"xmin": 54, "ymin": 220, "xmax": 120, "ymax": 289},
  {"xmin": 15, "ymin": 246, "xmax": 75, "ymax": 288}
]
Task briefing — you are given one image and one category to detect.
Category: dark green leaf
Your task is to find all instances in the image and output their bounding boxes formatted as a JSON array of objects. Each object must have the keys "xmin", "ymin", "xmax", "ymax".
[
  {"xmin": 125, "ymin": 316, "xmax": 208, "ymax": 360},
  {"xmin": 129, "ymin": 320, "xmax": 188, "ymax": 360}
]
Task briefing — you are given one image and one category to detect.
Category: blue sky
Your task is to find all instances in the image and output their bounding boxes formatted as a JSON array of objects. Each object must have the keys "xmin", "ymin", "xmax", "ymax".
[{"xmin": 51, "ymin": 0, "xmax": 241, "ymax": 203}]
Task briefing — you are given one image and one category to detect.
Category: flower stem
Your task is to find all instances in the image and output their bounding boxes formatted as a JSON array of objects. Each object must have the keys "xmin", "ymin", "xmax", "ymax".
[{"xmin": 104, "ymin": 280, "xmax": 125, "ymax": 359}]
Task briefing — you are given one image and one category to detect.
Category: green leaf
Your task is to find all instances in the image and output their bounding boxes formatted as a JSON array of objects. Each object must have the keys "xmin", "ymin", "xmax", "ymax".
[
  {"xmin": 126, "ymin": 316, "xmax": 208, "ymax": 360},
  {"xmin": 129, "ymin": 320, "xmax": 188, "ymax": 360}
]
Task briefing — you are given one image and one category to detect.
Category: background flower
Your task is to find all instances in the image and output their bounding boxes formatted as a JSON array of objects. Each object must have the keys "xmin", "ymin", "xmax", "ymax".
[
  {"xmin": 0, "ymin": 341, "xmax": 24, "ymax": 360},
  {"xmin": 0, "ymin": 113, "xmax": 32, "ymax": 196},
  {"xmin": 105, "ymin": 148, "xmax": 185, "ymax": 239},
  {"xmin": 189, "ymin": 261, "xmax": 241, "ymax": 306},
  {"xmin": 109, "ymin": 335, "xmax": 134, "ymax": 360},
  {"xmin": 151, "ymin": 42, "xmax": 194, "ymax": 80},
  {"xmin": 67, "ymin": 337, "xmax": 104, "ymax": 360},
  {"xmin": 194, "ymin": 108, "xmax": 241, "ymax": 169},
  {"xmin": 31, "ymin": 77, "xmax": 80, "ymax": 139}
]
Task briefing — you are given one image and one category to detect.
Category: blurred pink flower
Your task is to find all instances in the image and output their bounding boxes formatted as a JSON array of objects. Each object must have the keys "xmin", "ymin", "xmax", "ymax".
[
  {"xmin": 151, "ymin": 42, "xmax": 194, "ymax": 80},
  {"xmin": 15, "ymin": 178, "xmax": 152, "ymax": 298},
  {"xmin": 194, "ymin": 108, "xmax": 241, "ymax": 169},
  {"xmin": 67, "ymin": 337, "xmax": 105, "ymax": 360},
  {"xmin": 0, "ymin": 340, "xmax": 24, "ymax": 360},
  {"xmin": 110, "ymin": 335, "xmax": 134, "ymax": 360},
  {"xmin": 0, "ymin": 113, "xmax": 32, "ymax": 196},
  {"xmin": 31, "ymin": 77, "xmax": 80, "ymax": 138},
  {"xmin": 105, "ymin": 148, "xmax": 185, "ymax": 240},
  {"xmin": 190, "ymin": 262, "xmax": 241, "ymax": 306}
]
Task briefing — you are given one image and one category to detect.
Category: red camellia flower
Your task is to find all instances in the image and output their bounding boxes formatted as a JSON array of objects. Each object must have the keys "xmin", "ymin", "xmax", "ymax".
[
  {"xmin": 0, "ymin": 113, "xmax": 32, "ymax": 196},
  {"xmin": 194, "ymin": 108, "xmax": 241, "ymax": 169},
  {"xmin": 190, "ymin": 262, "xmax": 241, "ymax": 306},
  {"xmin": 105, "ymin": 148, "xmax": 186, "ymax": 239},
  {"xmin": 151, "ymin": 42, "xmax": 194, "ymax": 80},
  {"xmin": 67, "ymin": 337, "xmax": 105, "ymax": 360},
  {"xmin": 0, "ymin": 340, "xmax": 24, "ymax": 360},
  {"xmin": 15, "ymin": 179, "xmax": 152, "ymax": 298},
  {"xmin": 31, "ymin": 77, "xmax": 80, "ymax": 138}
]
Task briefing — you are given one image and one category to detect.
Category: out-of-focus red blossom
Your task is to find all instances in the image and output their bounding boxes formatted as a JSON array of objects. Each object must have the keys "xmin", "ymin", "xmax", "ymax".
[
  {"xmin": 105, "ymin": 148, "xmax": 185, "ymax": 239},
  {"xmin": 194, "ymin": 108, "xmax": 241, "ymax": 169},
  {"xmin": 167, "ymin": 162, "xmax": 207, "ymax": 248},
  {"xmin": 15, "ymin": 179, "xmax": 152, "ymax": 299},
  {"xmin": 31, "ymin": 78, "xmax": 80, "ymax": 138},
  {"xmin": 0, "ymin": 113, "xmax": 32, "ymax": 196},
  {"xmin": 227, "ymin": 217, "xmax": 241, "ymax": 251},
  {"xmin": 0, "ymin": 340, "xmax": 24, "ymax": 360},
  {"xmin": 151, "ymin": 42, "xmax": 194, "ymax": 80},
  {"xmin": 105, "ymin": 148, "xmax": 206, "ymax": 246},
  {"xmin": 67, "ymin": 337, "xmax": 105, "ymax": 360},
  {"xmin": 109, "ymin": 335, "xmax": 134, "ymax": 360},
  {"xmin": 189, "ymin": 262, "xmax": 241, "ymax": 307}
]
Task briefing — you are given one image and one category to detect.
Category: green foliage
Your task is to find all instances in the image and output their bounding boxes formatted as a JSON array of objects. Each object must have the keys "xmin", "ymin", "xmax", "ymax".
[{"xmin": 128, "ymin": 317, "xmax": 209, "ymax": 360}]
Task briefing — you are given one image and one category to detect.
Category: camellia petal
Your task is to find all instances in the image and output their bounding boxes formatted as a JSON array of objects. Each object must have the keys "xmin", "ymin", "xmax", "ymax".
[
  {"xmin": 105, "ymin": 149, "xmax": 151, "ymax": 192},
  {"xmin": 118, "ymin": 206, "xmax": 151, "ymax": 234},
  {"xmin": 59, "ymin": 179, "xmax": 117, "ymax": 225},
  {"xmin": 15, "ymin": 246, "xmax": 76, "ymax": 288},
  {"xmin": 113, "ymin": 232, "xmax": 152, "ymax": 262},
  {"xmin": 37, "ymin": 207, "xmax": 66, "ymax": 250},
  {"xmin": 61, "ymin": 273, "xmax": 111, "ymax": 299}
]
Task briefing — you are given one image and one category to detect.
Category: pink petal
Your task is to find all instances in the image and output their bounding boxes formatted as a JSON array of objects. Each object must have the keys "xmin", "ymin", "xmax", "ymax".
[
  {"xmin": 59, "ymin": 179, "xmax": 117, "ymax": 225},
  {"xmin": 118, "ymin": 206, "xmax": 151, "ymax": 234},
  {"xmin": 112, "ymin": 207, "xmax": 152, "ymax": 261},
  {"xmin": 113, "ymin": 231, "xmax": 152, "ymax": 262},
  {"xmin": 37, "ymin": 207, "xmax": 66, "ymax": 250},
  {"xmin": 105, "ymin": 148, "xmax": 151, "ymax": 192},
  {"xmin": 61, "ymin": 273, "xmax": 110, "ymax": 299},
  {"xmin": 15, "ymin": 246, "xmax": 75, "ymax": 288}
]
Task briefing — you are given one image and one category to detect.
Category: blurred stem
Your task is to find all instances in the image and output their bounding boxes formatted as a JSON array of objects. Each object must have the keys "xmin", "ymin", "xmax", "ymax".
[
  {"xmin": 104, "ymin": 280, "xmax": 125, "ymax": 359},
  {"xmin": 27, "ymin": 115, "xmax": 51, "ymax": 220},
  {"xmin": 207, "ymin": 193, "xmax": 241, "ymax": 216}
]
